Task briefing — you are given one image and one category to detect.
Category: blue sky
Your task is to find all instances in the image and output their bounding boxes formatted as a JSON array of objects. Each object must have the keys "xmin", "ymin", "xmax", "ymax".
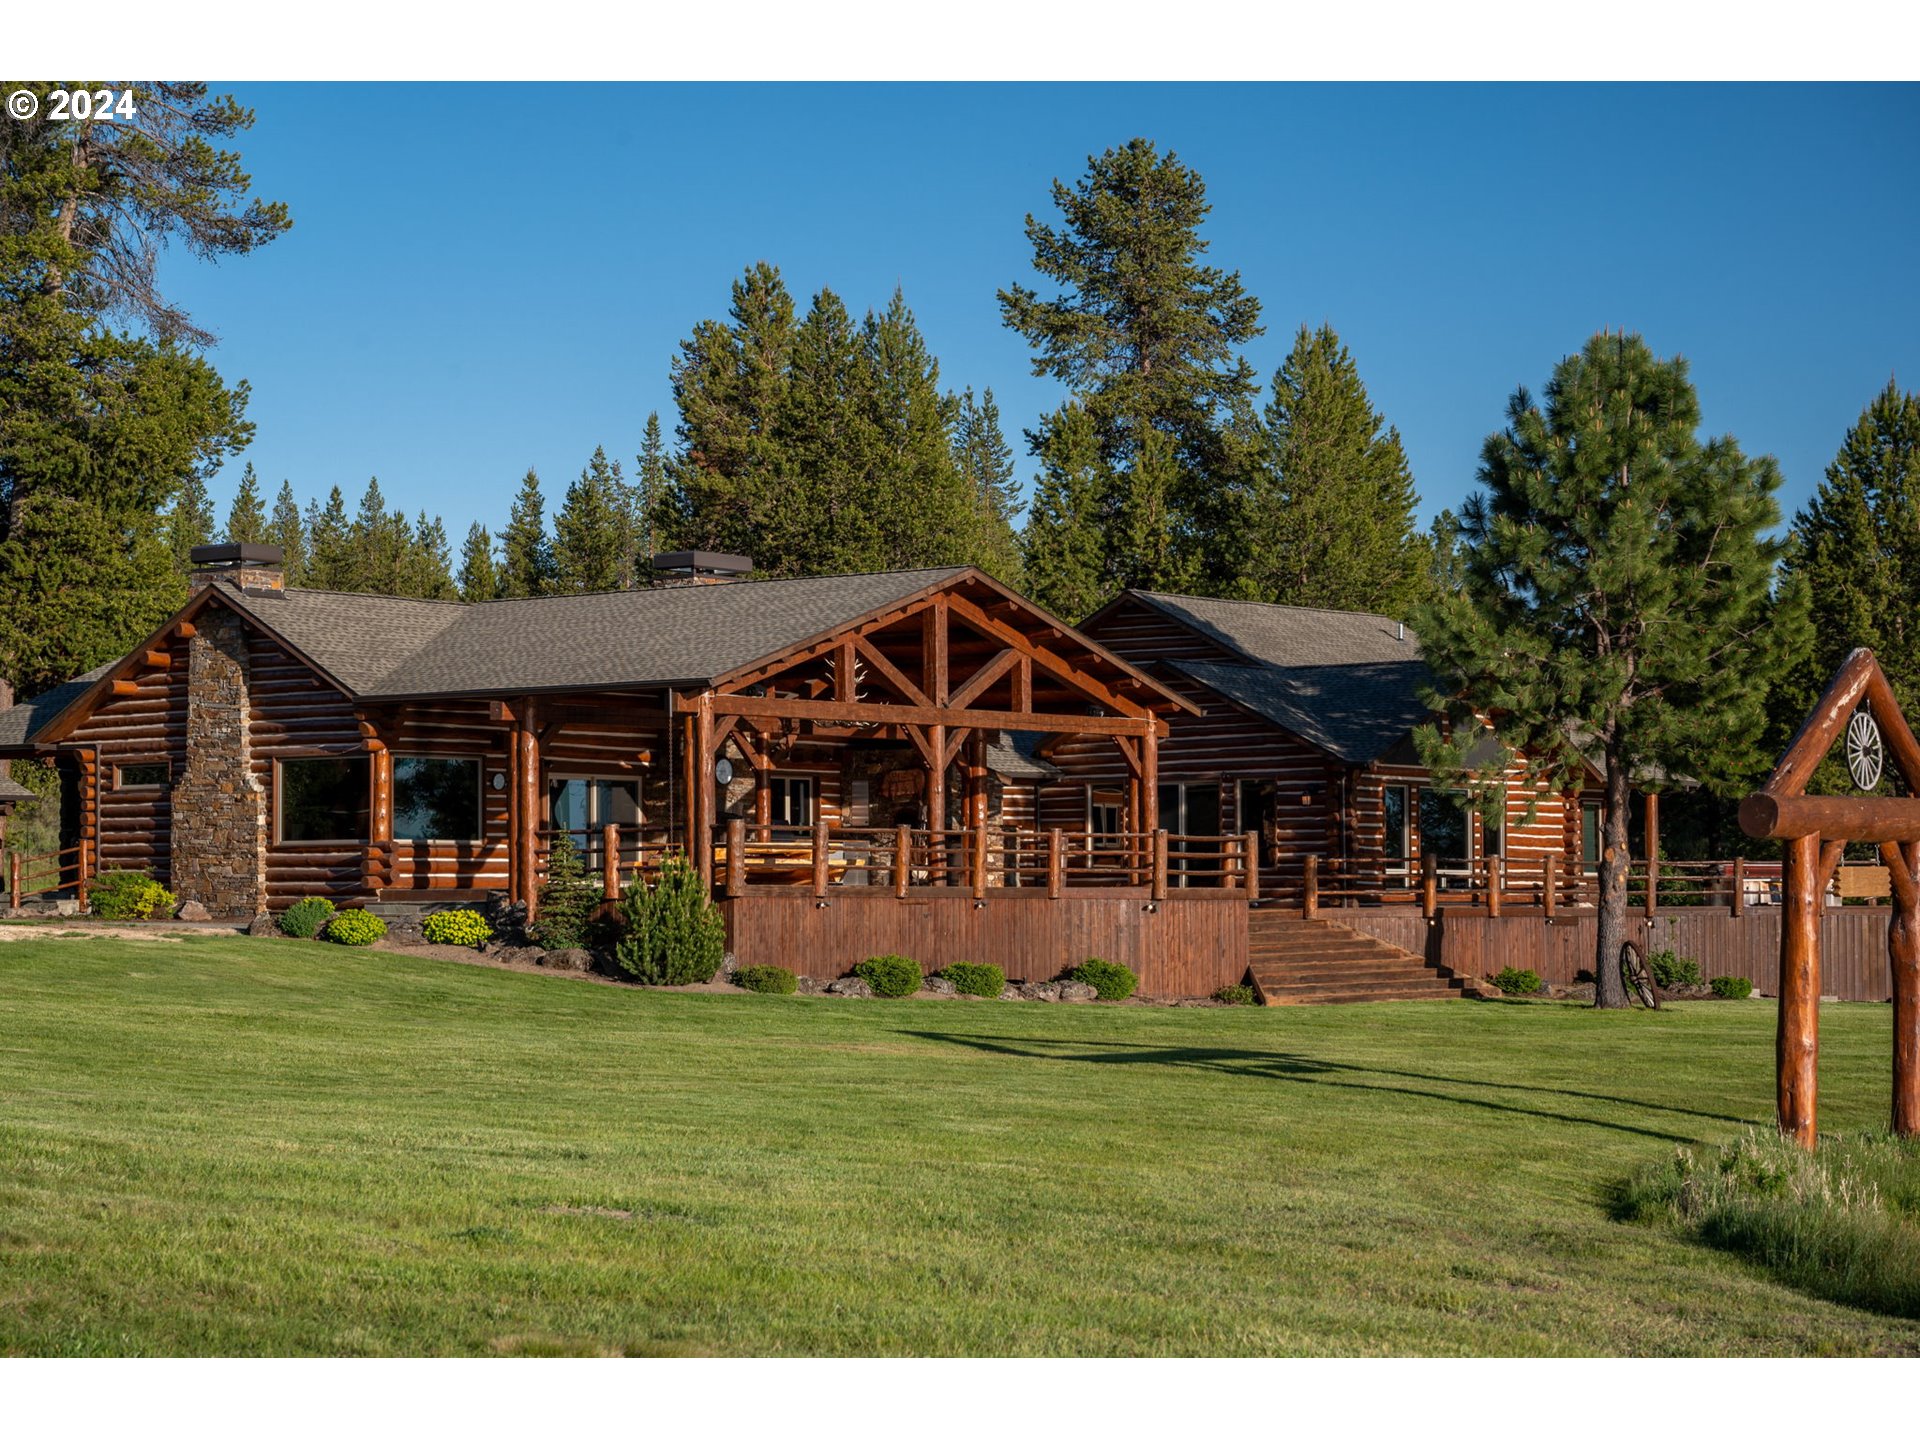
[{"xmin": 167, "ymin": 82, "xmax": 1920, "ymax": 538}]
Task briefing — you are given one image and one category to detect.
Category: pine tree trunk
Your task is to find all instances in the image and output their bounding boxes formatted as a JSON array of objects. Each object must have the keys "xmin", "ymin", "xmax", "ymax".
[{"xmin": 1593, "ymin": 754, "xmax": 1632, "ymax": 1009}]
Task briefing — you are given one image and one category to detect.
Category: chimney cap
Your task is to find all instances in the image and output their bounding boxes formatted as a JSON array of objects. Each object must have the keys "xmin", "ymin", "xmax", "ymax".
[
  {"xmin": 189, "ymin": 542, "xmax": 285, "ymax": 568},
  {"xmin": 650, "ymin": 551, "xmax": 752, "ymax": 576}
]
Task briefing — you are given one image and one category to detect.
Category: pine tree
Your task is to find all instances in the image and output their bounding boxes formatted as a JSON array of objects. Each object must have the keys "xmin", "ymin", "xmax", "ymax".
[
  {"xmin": 630, "ymin": 412, "xmax": 669, "ymax": 584},
  {"xmin": 554, "ymin": 447, "xmax": 627, "ymax": 593},
  {"xmin": 1235, "ymin": 324, "xmax": 1429, "ymax": 615},
  {"xmin": 1000, "ymin": 138, "xmax": 1263, "ymax": 595},
  {"xmin": 1412, "ymin": 332, "xmax": 1807, "ymax": 1008},
  {"xmin": 953, "ymin": 387, "xmax": 1025, "ymax": 586},
  {"xmin": 222, "ymin": 462, "xmax": 268, "ymax": 545},
  {"xmin": 457, "ymin": 523, "xmax": 499, "ymax": 602},
  {"xmin": 347, "ymin": 476, "xmax": 414, "ymax": 594},
  {"xmin": 499, "ymin": 468, "xmax": 554, "ymax": 598},
  {"xmin": 303, "ymin": 487, "xmax": 353, "ymax": 590},
  {"xmin": 407, "ymin": 512, "xmax": 456, "ymax": 599},
  {"xmin": 1773, "ymin": 381, "xmax": 1920, "ymax": 787},
  {"xmin": 765, "ymin": 287, "xmax": 879, "ymax": 575},
  {"xmin": 1019, "ymin": 404, "xmax": 1110, "ymax": 620},
  {"xmin": 162, "ymin": 469, "xmax": 217, "ymax": 575},
  {"xmin": 268, "ymin": 480, "xmax": 306, "ymax": 586},
  {"xmin": 667, "ymin": 262, "xmax": 797, "ymax": 556}
]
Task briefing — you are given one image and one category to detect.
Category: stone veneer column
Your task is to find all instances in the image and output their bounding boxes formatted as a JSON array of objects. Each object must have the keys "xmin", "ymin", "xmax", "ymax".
[{"xmin": 169, "ymin": 605, "xmax": 267, "ymax": 916}]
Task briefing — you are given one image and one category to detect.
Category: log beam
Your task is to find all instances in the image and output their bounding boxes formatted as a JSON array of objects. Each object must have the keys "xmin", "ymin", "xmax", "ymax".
[
  {"xmin": 1779, "ymin": 832, "xmax": 1821, "ymax": 1149},
  {"xmin": 705, "ymin": 693, "xmax": 1162, "ymax": 738}
]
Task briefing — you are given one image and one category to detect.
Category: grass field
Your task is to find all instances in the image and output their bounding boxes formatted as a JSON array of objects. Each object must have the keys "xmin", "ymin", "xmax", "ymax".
[{"xmin": 2, "ymin": 932, "xmax": 1916, "ymax": 1356}]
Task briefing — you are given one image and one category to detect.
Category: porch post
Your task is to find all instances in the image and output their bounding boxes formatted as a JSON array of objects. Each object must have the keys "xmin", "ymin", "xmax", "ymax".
[
  {"xmin": 519, "ymin": 697, "xmax": 541, "ymax": 916},
  {"xmin": 1142, "ymin": 725, "xmax": 1159, "ymax": 886},
  {"xmin": 1779, "ymin": 831, "xmax": 1821, "ymax": 1149},
  {"xmin": 926, "ymin": 721, "xmax": 946, "ymax": 884},
  {"xmin": 1643, "ymin": 790, "xmax": 1660, "ymax": 918},
  {"xmin": 695, "ymin": 693, "xmax": 715, "ymax": 889}
]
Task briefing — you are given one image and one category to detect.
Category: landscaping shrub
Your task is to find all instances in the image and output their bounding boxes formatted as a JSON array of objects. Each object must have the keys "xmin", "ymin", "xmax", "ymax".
[
  {"xmin": 1492, "ymin": 966, "xmax": 1542, "ymax": 996},
  {"xmin": 1618, "ymin": 1128, "xmax": 1920, "ymax": 1319},
  {"xmin": 938, "ymin": 962, "xmax": 1004, "ymax": 997},
  {"xmin": 278, "ymin": 896, "xmax": 335, "ymax": 939},
  {"xmin": 422, "ymin": 909, "xmax": 492, "ymax": 949},
  {"xmin": 1648, "ymin": 949, "xmax": 1703, "ymax": 990},
  {"xmin": 1070, "ymin": 958, "xmax": 1137, "ymax": 1002},
  {"xmin": 1711, "ymin": 975, "xmax": 1755, "ymax": 1000},
  {"xmin": 88, "ymin": 870, "xmax": 176, "ymax": 921},
  {"xmin": 1213, "ymin": 983, "xmax": 1257, "ymax": 1006},
  {"xmin": 614, "ymin": 853, "xmax": 726, "ymax": 985},
  {"xmin": 531, "ymin": 834, "xmax": 604, "ymax": 949},
  {"xmin": 323, "ymin": 909, "xmax": 385, "ymax": 946},
  {"xmin": 853, "ymin": 953, "xmax": 922, "ymax": 998},
  {"xmin": 734, "ymin": 964, "xmax": 798, "ymax": 995}
]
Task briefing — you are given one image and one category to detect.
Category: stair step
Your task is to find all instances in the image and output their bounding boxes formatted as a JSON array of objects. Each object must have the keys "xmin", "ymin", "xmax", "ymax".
[{"xmin": 1245, "ymin": 913, "xmax": 1473, "ymax": 1006}]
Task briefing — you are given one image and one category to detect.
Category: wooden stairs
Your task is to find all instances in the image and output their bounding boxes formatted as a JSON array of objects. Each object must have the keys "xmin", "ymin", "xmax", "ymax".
[{"xmin": 1248, "ymin": 911, "xmax": 1495, "ymax": 1005}]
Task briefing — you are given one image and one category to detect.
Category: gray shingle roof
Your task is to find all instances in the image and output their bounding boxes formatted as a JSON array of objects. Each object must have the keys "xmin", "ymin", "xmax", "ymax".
[
  {"xmin": 1130, "ymin": 591, "xmax": 1421, "ymax": 668},
  {"xmin": 988, "ymin": 731, "xmax": 1063, "ymax": 780},
  {"xmin": 0, "ymin": 776, "xmax": 36, "ymax": 802},
  {"xmin": 0, "ymin": 666, "xmax": 112, "ymax": 749}
]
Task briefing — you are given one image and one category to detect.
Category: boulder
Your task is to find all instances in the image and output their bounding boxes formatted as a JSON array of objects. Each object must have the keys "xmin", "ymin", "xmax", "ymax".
[
  {"xmin": 1056, "ymin": 981, "xmax": 1098, "ymax": 1003},
  {"xmin": 999, "ymin": 984, "xmax": 1025, "ymax": 1001},
  {"xmin": 245, "ymin": 911, "xmax": 278, "ymax": 937},
  {"xmin": 720, "ymin": 950, "xmax": 740, "ymax": 978},
  {"xmin": 796, "ymin": 975, "xmax": 823, "ymax": 995},
  {"xmin": 1017, "ymin": 981, "xmax": 1062, "ymax": 1002},
  {"xmin": 826, "ymin": 976, "xmax": 873, "ymax": 998},
  {"xmin": 541, "ymin": 947, "xmax": 594, "ymax": 973},
  {"xmin": 173, "ymin": 900, "xmax": 212, "ymax": 922},
  {"xmin": 922, "ymin": 975, "xmax": 958, "ymax": 996},
  {"xmin": 384, "ymin": 920, "xmax": 429, "ymax": 948}
]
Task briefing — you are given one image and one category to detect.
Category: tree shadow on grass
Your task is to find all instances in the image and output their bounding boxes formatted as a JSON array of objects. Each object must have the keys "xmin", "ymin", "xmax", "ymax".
[{"xmin": 902, "ymin": 1031, "xmax": 1726, "ymax": 1145}]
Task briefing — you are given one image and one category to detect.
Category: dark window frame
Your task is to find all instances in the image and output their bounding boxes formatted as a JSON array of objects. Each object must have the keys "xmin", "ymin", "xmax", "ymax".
[
  {"xmin": 114, "ymin": 760, "xmax": 171, "ymax": 792},
  {"xmin": 274, "ymin": 753, "xmax": 372, "ymax": 847},
  {"xmin": 770, "ymin": 774, "xmax": 814, "ymax": 827},
  {"xmin": 391, "ymin": 754, "xmax": 484, "ymax": 843}
]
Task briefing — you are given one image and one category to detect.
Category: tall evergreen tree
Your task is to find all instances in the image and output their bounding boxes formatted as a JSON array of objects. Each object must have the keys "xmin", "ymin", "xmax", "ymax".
[
  {"xmin": 1773, "ymin": 381, "xmax": 1920, "ymax": 786},
  {"xmin": 1000, "ymin": 138, "xmax": 1263, "ymax": 600},
  {"xmin": 222, "ymin": 462, "xmax": 268, "ymax": 545},
  {"xmin": 631, "ymin": 412, "xmax": 669, "ymax": 583},
  {"xmin": 162, "ymin": 469, "xmax": 217, "ymax": 574},
  {"xmin": 1018, "ymin": 403, "xmax": 1109, "ymax": 621},
  {"xmin": 666, "ymin": 262, "xmax": 797, "ymax": 556},
  {"xmin": 554, "ymin": 447, "xmax": 628, "ymax": 593},
  {"xmin": 267, "ymin": 480, "xmax": 306, "ymax": 586},
  {"xmin": 1234, "ymin": 324, "xmax": 1429, "ymax": 615},
  {"xmin": 499, "ymin": 468, "xmax": 554, "ymax": 599},
  {"xmin": 458, "ymin": 523, "xmax": 499, "ymax": 603},
  {"xmin": 763, "ymin": 287, "xmax": 879, "ymax": 575},
  {"xmin": 1413, "ymin": 332, "xmax": 1807, "ymax": 1008},
  {"xmin": 346, "ymin": 476, "xmax": 414, "ymax": 594},
  {"xmin": 303, "ymin": 486, "xmax": 353, "ymax": 590},
  {"xmin": 405, "ymin": 512, "xmax": 456, "ymax": 599},
  {"xmin": 953, "ymin": 387, "xmax": 1025, "ymax": 586}
]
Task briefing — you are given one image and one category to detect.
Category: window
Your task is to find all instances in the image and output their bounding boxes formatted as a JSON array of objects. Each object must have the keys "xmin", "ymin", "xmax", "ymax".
[
  {"xmin": 1088, "ymin": 788, "xmax": 1123, "ymax": 843},
  {"xmin": 1236, "ymin": 778, "xmax": 1276, "ymax": 840},
  {"xmin": 770, "ymin": 775, "xmax": 814, "ymax": 827},
  {"xmin": 1382, "ymin": 785, "xmax": 1409, "ymax": 865},
  {"xmin": 392, "ymin": 756, "xmax": 481, "ymax": 841},
  {"xmin": 115, "ymin": 761, "xmax": 169, "ymax": 791},
  {"xmin": 1582, "ymin": 802, "xmax": 1602, "ymax": 871},
  {"xmin": 278, "ymin": 757, "xmax": 370, "ymax": 843},
  {"xmin": 1419, "ymin": 789, "xmax": 1470, "ymax": 870},
  {"xmin": 1484, "ymin": 807, "xmax": 1504, "ymax": 858}
]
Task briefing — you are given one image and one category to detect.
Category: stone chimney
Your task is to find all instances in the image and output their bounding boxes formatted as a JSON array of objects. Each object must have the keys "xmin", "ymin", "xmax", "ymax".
[
  {"xmin": 650, "ymin": 551, "xmax": 753, "ymax": 587},
  {"xmin": 189, "ymin": 542, "xmax": 286, "ymax": 594}
]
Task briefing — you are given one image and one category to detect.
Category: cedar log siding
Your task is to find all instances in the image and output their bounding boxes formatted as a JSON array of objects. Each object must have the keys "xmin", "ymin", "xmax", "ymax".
[
  {"xmin": 251, "ymin": 633, "xmax": 369, "ymax": 907},
  {"xmin": 66, "ymin": 632, "xmax": 190, "ymax": 883}
]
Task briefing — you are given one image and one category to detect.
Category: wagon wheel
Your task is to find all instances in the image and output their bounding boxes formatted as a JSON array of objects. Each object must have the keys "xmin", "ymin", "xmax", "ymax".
[{"xmin": 1618, "ymin": 940, "xmax": 1659, "ymax": 1010}]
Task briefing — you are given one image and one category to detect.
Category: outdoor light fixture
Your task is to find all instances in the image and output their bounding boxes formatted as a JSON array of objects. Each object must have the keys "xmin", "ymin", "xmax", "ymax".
[
  {"xmin": 489, "ymin": 772, "xmax": 507, "ymax": 791},
  {"xmin": 715, "ymin": 758, "xmax": 734, "ymax": 785}
]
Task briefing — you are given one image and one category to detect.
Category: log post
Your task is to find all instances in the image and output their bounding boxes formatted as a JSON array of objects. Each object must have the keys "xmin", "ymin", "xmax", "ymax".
[
  {"xmin": 1542, "ymin": 852, "xmax": 1557, "ymax": 920},
  {"xmin": 520, "ymin": 697, "xmax": 541, "ymax": 918},
  {"xmin": 10, "ymin": 851, "xmax": 19, "ymax": 911},
  {"xmin": 1731, "ymin": 855, "xmax": 1746, "ymax": 918},
  {"xmin": 1244, "ymin": 830, "xmax": 1261, "ymax": 903},
  {"xmin": 1779, "ymin": 831, "xmax": 1821, "ymax": 1149},
  {"xmin": 1304, "ymin": 853, "xmax": 1319, "ymax": 921},
  {"xmin": 1047, "ymin": 827, "xmax": 1063, "ymax": 900},
  {"xmin": 1892, "ymin": 840, "xmax": 1920, "ymax": 1138},
  {"xmin": 1487, "ymin": 853, "xmax": 1503, "ymax": 918},
  {"xmin": 1421, "ymin": 851, "xmax": 1437, "ymax": 919},
  {"xmin": 1644, "ymin": 791, "xmax": 1660, "ymax": 918},
  {"xmin": 724, "ymin": 818, "xmax": 744, "ymax": 899},
  {"xmin": 895, "ymin": 824, "xmax": 911, "ymax": 899},
  {"xmin": 1152, "ymin": 829, "xmax": 1169, "ymax": 902},
  {"xmin": 926, "ymin": 721, "xmax": 946, "ymax": 885},
  {"xmin": 695, "ymin": 695, "xmax": 715, "ymax": 890},
  {"xmin": 972, "ymin": 817, "xmax": 989, "ymax": 899},
  {"xmin": 812, "ymin": 817, "xmax": 829, "ymax": 899}
]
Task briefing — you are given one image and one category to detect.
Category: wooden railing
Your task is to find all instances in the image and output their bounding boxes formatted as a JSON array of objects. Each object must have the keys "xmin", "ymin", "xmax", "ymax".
[
  {"xmin": 7, "ymin": 844, "xmax": 88, "ymax": 909},
  {"xmin": 1274, "ymin": 852, "xmax": 1777, "ymax": 919}
]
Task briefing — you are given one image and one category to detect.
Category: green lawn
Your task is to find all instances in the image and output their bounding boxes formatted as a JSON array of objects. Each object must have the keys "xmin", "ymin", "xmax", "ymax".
[{"xmin": 1, "ymin": 933, "xmax": 1914, "ymax": 1356}]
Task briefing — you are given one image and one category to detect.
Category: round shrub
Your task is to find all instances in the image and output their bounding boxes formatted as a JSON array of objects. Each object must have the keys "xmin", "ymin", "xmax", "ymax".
[
  {"xmin": 1648, "ymin": 949, "xmax": 1703, "ymax": 990},
  {"xmin": 323, "ymin": 909, "xmax": 385, "ymax": 947},
  {"xmin": 614, "ymin": 853, "xmax": 726, "ymax": 985},
  {"xmin": 853, "ymin": 953, "xmax": 921, "ymax": 998},
  {"xmin": 1492, "ymin": 966, "xmax": 1542, "ymax": 996},
  {"xmin": 279, "ymin": 896, "xmax": 336, "ymax": 939},
  {"xmin": 734, "ymin": 964, "xmax": 798, "ymax": 995},
  {"xmin": 1711, "ymin": 975, "xmax": 1755, "ymax": 1000},
  {"xmin": 1070, "ymin": 958, "xmax": 1137, "ymax": 1002},
  {"xmin": 938, "ymin": 962, "xmax": 1004, "ymax": 998},
  {"xmin": 88, "ymin": 870, "xmax": 176, "ymax": 921},
  {"xmin": 422, "ymin": 909, "xmax": 492, "ymax": 949},
  {"xmin": 1213, "ymin": 983, "xmax": 1257, "ymax": 1006}
]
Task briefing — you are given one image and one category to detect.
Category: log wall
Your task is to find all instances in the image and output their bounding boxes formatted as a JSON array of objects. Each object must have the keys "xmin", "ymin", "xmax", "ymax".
[
  {"xmin": 67, "ymin": 634, "xmax": 189, "ymax": 882},
  {"xmin": 720, "ymin": 891, "xmax": 1249, "ymax": 996}
]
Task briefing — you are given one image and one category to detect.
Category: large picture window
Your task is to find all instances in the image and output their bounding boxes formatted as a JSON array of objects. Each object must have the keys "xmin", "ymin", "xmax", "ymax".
[
  {"xmin": 393, "ymin": 756, "xmax": 482, "ymax": 841},
  {"xmin": 278, "ymin": 756, "xmax": 370, "ymax": 844}
]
